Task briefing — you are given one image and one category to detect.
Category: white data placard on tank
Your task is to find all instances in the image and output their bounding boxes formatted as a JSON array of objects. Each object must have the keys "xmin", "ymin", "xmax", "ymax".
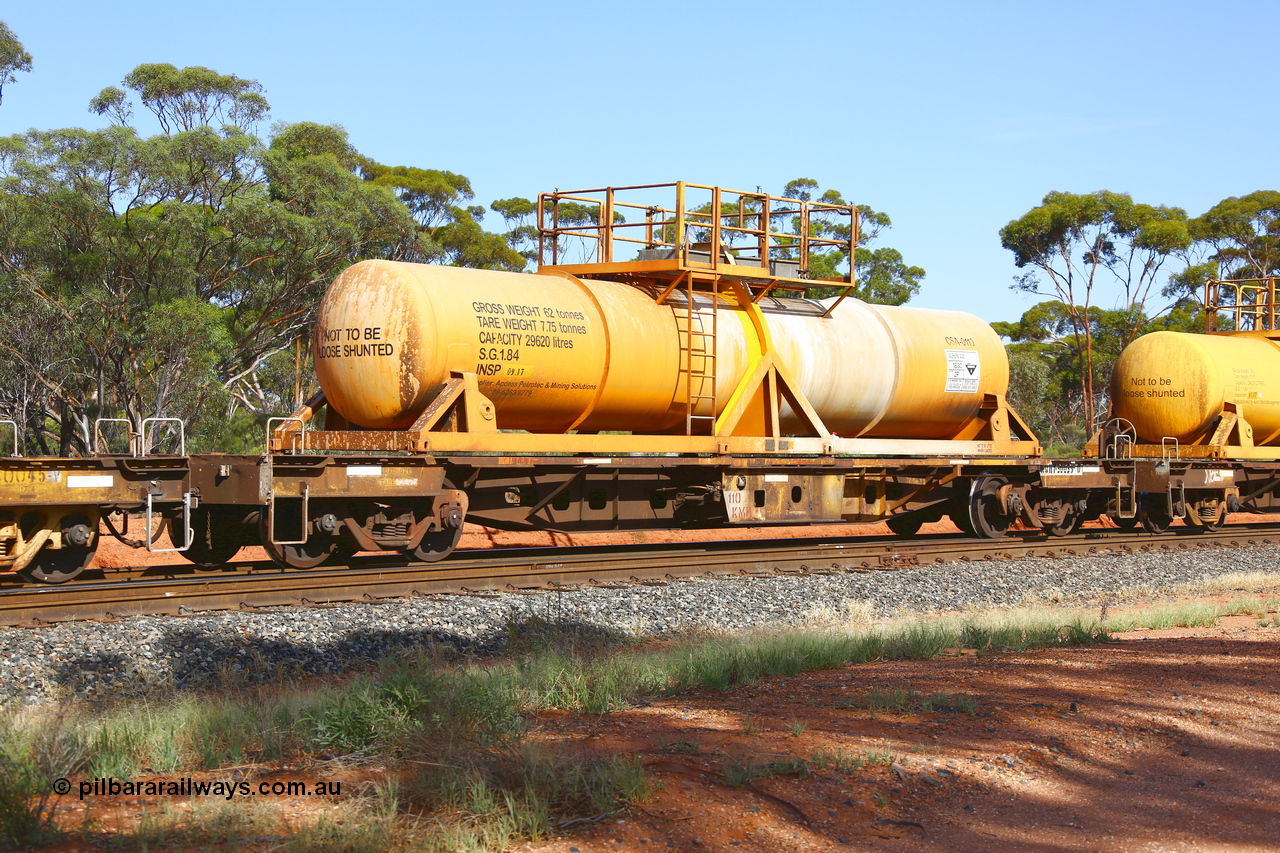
[{"xmin": 944, "ymin": 350, "xmax": 981, "ymax": 393}]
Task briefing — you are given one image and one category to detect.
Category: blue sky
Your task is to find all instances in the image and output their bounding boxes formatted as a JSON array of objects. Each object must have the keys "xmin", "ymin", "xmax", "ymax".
[{"xmin": 3, "ymin": 1, "xmax": 1276, "ymax": 322}]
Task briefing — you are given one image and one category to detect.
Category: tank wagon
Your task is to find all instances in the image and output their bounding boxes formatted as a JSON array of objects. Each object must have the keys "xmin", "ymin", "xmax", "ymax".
[
  {"xmin": 5, "ymin": 184, "xmax": 1280, "ymax": 583},
  {"xmin": 1085, "ymin": 277, "xmax": 1280, "ymax": 531},
  {"xmin": 198, "ymin": 183, "xmax": 1054, "ymax": 568}
]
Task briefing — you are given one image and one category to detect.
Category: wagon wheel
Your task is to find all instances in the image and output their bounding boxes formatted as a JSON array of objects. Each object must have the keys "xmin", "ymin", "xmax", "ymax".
[
  {"xmin": 331, "ymin": 535, "xmax": 361, "ymax": 563},
  {"xmin": 22, "ymin": 546, "xmax": 95, "ymax": 584},
  {"xmin": 407, "ymin": 525, "xmax": 464, "ymax": 563},
  {"xmin": 21, "ymin": 513, "xmax": 96, "ymax": 584},
  {"xmin": 948, "ymin": 504, "xmax": 975, "ymax": 536},
  {"xmin": 886, "ymin": 513, "xmax": 926, "ymax": 536},
  {"xmin": 258, "ymin": 512, "xmax": 336, "ymax": 569},
  {"xmin": 967, "ymin": 477, "xmax": 1013, "ymax": 540},
  {"xmin": 175, "ymin": 508, "xmax": 247, "ymax": 567},
  {"xmin": 1138, "ymin": 494, "xmax": 1174, "ymax": 534}
]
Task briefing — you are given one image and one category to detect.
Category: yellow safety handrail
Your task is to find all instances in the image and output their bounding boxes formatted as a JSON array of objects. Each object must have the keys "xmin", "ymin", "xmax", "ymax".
[
  {"xmin": 1205, "ymin": 277, "xmax": 1279, "ymax": 333},
  {"xmin": 536, "ymin": 182, "xmax": 858, "ymax": 280}
]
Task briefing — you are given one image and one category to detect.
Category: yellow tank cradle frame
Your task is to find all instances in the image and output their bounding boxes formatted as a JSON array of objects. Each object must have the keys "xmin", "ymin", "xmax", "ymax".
[{"xmin": 273, "ymin": 183, "xmax": 1040, "ymax": 459}]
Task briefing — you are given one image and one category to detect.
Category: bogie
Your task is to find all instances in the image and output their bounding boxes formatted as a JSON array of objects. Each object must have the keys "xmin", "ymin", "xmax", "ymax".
[{"xmin": 11, "ymin": 508, "xmax": 100, "ymax": 584}]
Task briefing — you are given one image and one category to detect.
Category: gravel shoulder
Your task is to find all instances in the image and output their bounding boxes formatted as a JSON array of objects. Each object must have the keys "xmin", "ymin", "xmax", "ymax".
[{"xmin": 4, "ymin": 541, "xmax": 1279, "ymax": 703}]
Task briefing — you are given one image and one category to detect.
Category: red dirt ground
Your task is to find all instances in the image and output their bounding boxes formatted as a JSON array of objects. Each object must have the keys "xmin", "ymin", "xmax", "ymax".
[
  {"xmin": 514, "ymin": 613, "xmax": 1280, "ymax": 853},
  {"xmin": 18, "ymin": 515, "xmax": 1280, "ymax": 850}
]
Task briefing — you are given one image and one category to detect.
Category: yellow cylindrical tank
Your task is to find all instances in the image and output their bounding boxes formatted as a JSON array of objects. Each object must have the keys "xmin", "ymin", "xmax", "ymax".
[
  {"xmin": 313, "ymin": 260, "xmax": 1008, "ymax": 437},
  {"xmin": 1111, "ymin": 331, "xmax": 1280, "ymax": 445}
]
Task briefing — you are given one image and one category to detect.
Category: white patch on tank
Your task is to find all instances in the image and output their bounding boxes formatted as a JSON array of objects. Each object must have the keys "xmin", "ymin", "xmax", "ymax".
[
  {"xmin": 347, "ymin": 466, "xmax": 383, "ymax": 477},
  {"xmin": 944, "ymin": 349, "xmax": 981, "ymax": 393},
  {"xmin": 770, "ymin": 297, "xmax": 896, "ymax": 435}
]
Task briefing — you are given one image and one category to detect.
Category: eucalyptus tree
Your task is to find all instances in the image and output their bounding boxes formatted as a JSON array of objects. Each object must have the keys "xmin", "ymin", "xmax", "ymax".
[
  {"xmin": 999, "ymin": 190, "xmax": 1190, "ymax": 430},
  {"xmin": 364, "ymin": 164, "xmax": 525, "ymax": 271},
  {"xmin": 1190, "ymin": 191, "xmax": 1280, "ymax": 279},
  {"xmin": 0, "ymin": 20, "xmax": 31, "ymax": 106},
  {"xmin": 1158, "ymin": 191, "xmax": 1280, "ymax": 328},
  {"xmin": 0, "ymin": 66, "xmax": 419, "ymax": 453}
]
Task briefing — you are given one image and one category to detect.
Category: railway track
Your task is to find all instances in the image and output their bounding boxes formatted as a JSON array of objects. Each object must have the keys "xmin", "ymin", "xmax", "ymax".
[{"xmin": 2, "ymin": 524, "xmax": 1275, "ymax": 628}]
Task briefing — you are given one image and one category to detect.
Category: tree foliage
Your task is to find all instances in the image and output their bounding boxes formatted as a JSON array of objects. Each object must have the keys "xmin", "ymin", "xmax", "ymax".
[
  {"xmin": 999, "ymin": 190, "xmax": 1190, "ymax": 430},
  {"xmin": 1189, "ymin": 191, "xmax": 1280, "ymax": 280},
  {"xmin": 491, "ymin": 197, "xmax": 622, "ymax": 266},
  {"xmin": 90, "ymin": 64, "xmax": 269, "ymax": 133},
  {"xmin": 0, "ymin": 64, "xmax": 518, "ymax": 455},
  {"xmin": 0, "ymin": 20, "xmax": 32, "ymax": 106},
  {"xmin": 994, "ymin": 300, "xmax": 1203, "ymax": 453},
  {"xmin": 364, "ymin": 165, "xmax": 524, "ymax": 271}
]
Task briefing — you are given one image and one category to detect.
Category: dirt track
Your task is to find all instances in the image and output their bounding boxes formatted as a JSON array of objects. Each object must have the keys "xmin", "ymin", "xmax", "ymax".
[{"xmin": 523, "ymin": 614, "xmax": 1280, "ymax": 852}]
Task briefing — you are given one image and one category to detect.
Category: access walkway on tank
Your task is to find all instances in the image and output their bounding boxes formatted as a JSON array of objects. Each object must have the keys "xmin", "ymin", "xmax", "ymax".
[{"xmin": 538, "ymin": 182, "xmax": 861, "ymax": 439}]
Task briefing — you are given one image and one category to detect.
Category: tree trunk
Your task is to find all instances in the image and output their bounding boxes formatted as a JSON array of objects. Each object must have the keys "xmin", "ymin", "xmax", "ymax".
[{"xmin": 58, "ymin": 398, "xmax": 73, "ymax": 456}]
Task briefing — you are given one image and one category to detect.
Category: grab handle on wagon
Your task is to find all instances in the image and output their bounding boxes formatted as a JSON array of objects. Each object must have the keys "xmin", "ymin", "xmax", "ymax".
[
  {"xmin": 140, "ymin": 418, "xmax": 186, "ymax": 457},
  {"xmin": 146, "ymin": 491, "xmax": 192, "ymax": 553}
]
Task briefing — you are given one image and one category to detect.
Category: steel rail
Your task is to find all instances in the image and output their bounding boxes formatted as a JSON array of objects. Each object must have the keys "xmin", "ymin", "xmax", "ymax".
[{"xmin": 1, "ymin": 524, "xmax": 1276, "ymax": 628}]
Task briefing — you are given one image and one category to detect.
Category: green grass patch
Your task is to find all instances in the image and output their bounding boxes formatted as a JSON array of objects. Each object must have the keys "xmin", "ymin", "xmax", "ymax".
[
  {"xmin": 0, "ymin": 706, "xmax": 87, "ymax": 849},
  {"xmin": 809, "ymin": 747, "xmax": 866, "ymax": 774},
  {"xmin": 724, "ymin": 757, "xmax": 809, "ymax": 787},
  {"xmin": 104, "ymin": 799, "xmax": 281, "ymax": 852},
  {"xmin": 1223, "ymin": 594, "xmax": 1280, "ymax": 619},
  {"xmin": 401, "ymin": 746, "xmax": 651, "ymax": 846},
  {"xmin": 1133, "ymin": 602, "xmax": 1222, "ymax": 629},
  {"xmin": 839, "ymin": 688, "xmax": 978, "ymax": 715}
]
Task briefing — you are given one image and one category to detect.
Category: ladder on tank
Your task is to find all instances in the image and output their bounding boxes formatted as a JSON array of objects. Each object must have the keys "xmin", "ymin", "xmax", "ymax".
[{"xmin": 676, "ymin": 273, "xmax": 719, "ymax": 435}]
